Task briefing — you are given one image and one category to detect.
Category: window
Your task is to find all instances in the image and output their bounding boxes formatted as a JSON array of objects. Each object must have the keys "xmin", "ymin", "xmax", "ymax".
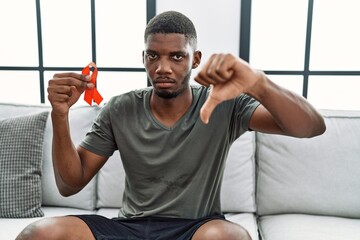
[
  {"xmin": 308, "ymin": 0, "xmax": 360, "ymax": 110},
  {"xmin": 1, "ymin": 0, "xmax": 359, "ymax": 110},
  {"xmin": 247, "ymin": 0, "xmax": 360, "ymax": 110},
  {"xmin": 0, "ymin": 0, "xmax": 153, "ymax": 105},
  {"xmin": 0, "ymin": 1, "xmax": 39, "ymax": 104}
]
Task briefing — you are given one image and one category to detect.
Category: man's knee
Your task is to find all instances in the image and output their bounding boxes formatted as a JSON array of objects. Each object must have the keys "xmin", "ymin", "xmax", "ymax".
[
  {"xmin": 16, "ymin": 216, "xmax": 92, "ymax": 240},
  {"xmin": 192, "ymin": 220, "xmax": 252, "ymax": 240},
  {"xmin": 16, "ymin": 219, "xmax": 55, "ymax": 240}
]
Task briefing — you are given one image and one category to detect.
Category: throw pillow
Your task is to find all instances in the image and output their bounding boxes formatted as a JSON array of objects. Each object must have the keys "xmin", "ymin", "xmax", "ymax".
[{"xmin": 0, "ymin": 111, "xmax": 49, "ymax": 218}]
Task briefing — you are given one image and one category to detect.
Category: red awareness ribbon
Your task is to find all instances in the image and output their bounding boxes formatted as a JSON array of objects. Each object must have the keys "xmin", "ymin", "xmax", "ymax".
[{"xmin": 82, "ymin": 62, "xmax": 103, "ymax": 106}]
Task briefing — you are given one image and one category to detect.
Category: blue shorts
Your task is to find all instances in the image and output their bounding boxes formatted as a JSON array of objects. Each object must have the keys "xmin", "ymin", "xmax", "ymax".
[{"xmin": 75, "ymin": 214, "xmax": 226, "ymax": 240}]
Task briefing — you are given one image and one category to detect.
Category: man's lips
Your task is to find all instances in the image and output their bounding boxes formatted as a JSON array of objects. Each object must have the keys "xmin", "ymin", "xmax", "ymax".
[{"xmin": 153, "ymin": 78, "xmax": 176, "ymax": 87}]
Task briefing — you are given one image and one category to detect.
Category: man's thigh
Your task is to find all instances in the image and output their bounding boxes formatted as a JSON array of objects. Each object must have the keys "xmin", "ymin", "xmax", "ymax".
[
  {"xmin": 16, "ymin": 216, "xmax": 94, "ymax": 240},
  {"xmin": 192, "ymin": 219, "xmax": 252, "ymax": 240}
]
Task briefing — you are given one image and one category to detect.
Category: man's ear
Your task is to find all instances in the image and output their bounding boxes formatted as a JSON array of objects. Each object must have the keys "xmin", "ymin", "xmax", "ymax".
[
  {"xmin": 192, "ymin": 50, "xmax": 202, "ymax": 69},
  {"xmin": 142, "ymin": 51, "xmax": 145, "ymax": 64}
]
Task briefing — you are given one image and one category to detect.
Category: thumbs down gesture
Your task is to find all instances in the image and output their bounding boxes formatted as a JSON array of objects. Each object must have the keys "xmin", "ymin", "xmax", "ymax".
[{"xmin": 194, "ymin": 53, "xmax": 262, "ymax": 124}]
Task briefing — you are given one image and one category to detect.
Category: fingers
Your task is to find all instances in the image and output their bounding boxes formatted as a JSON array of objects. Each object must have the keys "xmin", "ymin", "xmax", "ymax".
[
  {"xmin": 194, "ymin": 53, "xmax": 235, "ymax": 86},
  {"xmin": 49, "ymin": 73, "xmax": 93, "ymax": 92},
  {"xmin": 52, "ymin": 72, "xmax": 92, "ymax": 86},
  {"xmin": 195, "ymin": 54, "xmax": 238, "ymax": 124},
  {"xmin": 199, "ymin": 85, "xmax": 222, "ymax": 124},
  {"xmin": 47, "ymin": 72, "xmax": 94, "ymax": 105}
]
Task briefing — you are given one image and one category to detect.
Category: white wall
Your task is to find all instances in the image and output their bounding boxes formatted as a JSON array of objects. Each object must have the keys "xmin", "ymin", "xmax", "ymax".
[{"xmin": 156, "ymin": 0, "xmax": 241, "ymax": 83}]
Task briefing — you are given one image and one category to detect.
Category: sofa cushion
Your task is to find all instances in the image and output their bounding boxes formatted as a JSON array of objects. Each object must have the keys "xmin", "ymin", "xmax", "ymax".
[
  {"xmin": 0, "ymin": 103, "xmax": 100, "ymax": 211},
  {"xmin": 96, "ymin": 131, "xmax": 257, "ymax": 213},
  {"xmin": 0, "ymin": 111, "xmax": 48, "ymax": 218},
  {"xmin": 225, "ymin": 213, "xmax": 259, "ymax": 240},
  {"xmin": 256, "ymin": 110, "xmax": 360, "ymax": 218},
  {"xmin": 96, "ymin": 151, "xmax": 125, "ymax": 209},
  {"xmin": 41, "ymin": 105, "xmax": 100, "ymax": 210},
  {"xmin": 258, "ymin": 214, "xmax": 360, "ymax": 240},
  {"xmin": 221, "ymin": 131, "xmax": 257, "ymax": 212}
]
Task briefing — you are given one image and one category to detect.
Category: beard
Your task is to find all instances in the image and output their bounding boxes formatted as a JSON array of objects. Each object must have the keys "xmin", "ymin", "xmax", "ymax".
[
  {"xmin": 155, "ymin": 89, "xmax": 182, "ymax": 99},
  {"xmin": 152, "ymin": 71, "xmax": 192, "ymax": 99}
]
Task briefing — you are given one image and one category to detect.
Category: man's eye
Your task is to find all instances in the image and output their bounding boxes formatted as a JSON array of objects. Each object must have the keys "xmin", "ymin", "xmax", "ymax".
[
  {"xmin": 173, "ymin": 55, "xmax": 184, "ymax": 61},
  {"xmin": 147, "ymin": 54, "xmax": 157, "ymax": 60}
]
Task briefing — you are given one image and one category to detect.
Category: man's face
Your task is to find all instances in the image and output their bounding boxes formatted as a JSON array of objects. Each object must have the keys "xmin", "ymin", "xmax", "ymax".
[{"xmin": 143, "ymin": 33, "xmax": 200, "ymax": 99}]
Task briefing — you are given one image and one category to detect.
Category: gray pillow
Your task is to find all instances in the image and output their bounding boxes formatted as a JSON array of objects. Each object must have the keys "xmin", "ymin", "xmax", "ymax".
[{"xmin": 0, "ymin": 111, "xmax": 49, "ymax": 218}]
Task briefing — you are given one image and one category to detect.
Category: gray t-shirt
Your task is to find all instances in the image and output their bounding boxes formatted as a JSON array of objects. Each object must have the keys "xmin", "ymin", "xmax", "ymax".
[{"xmin": 80, "ymin": 85, "xmax": 259, "ymax": 219}]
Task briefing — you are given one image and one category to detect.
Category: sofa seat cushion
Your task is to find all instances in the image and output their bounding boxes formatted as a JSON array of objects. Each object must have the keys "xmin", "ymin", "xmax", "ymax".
[
  {"xmin": 0, "ymin": 207, "xmax": 95, "ymax": 240},
  {"xmin": 258, "ymin": 214, "xmax": 360, "ymax": 240}
]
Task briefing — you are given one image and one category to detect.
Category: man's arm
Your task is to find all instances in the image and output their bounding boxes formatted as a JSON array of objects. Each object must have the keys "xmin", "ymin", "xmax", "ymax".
[
  {"xmin": 247, "ymin": 73, "xmax": 325, "ymax": 137},
  {"xmin": 194, "ymin": 53, "xmax": 326, "ymax": 138},
  {"xmin": 48, "ymin": 72, "xmax": 108, "ymax": 196},
  {"xmin": 51, "ymin": 112, "xmax": 108, "ymax": 196}
]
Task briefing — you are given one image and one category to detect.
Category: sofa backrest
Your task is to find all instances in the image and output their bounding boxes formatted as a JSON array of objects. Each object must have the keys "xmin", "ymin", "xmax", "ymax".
[
  {"xmin": 1, "ymin": 102, "xmax": 258, "ymax": 214},
  {"xmin": 256, "ymin": 109, "xmax": 360, "ymax": 218}
]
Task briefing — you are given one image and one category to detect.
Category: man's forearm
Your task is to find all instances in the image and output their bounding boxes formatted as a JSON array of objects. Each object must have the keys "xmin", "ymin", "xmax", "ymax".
[
  {"xmin": 51, "ymin": 111, "xmax": 86, "ymax": 196},
  {"xmin": 248, "ymin": 71, "xmax": 326, "ymax": 138}
]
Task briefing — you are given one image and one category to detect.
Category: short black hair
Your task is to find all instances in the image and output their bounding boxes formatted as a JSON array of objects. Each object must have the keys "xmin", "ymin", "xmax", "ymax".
[{"xmin": 144, "ymin": 11, "xmax": 198, "ymax": 49}]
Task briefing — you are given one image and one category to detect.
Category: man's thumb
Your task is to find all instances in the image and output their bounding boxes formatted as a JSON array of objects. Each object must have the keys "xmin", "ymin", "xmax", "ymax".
[{"xmin": 200, "ymin": 88, "xmax": 221, "ymax": 124}]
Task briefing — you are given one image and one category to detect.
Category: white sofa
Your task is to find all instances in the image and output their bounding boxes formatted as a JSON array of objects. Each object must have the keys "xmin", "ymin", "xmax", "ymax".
[{"xmin": 0, "ymin": 102, "xmax": 359, "ymax": 240}]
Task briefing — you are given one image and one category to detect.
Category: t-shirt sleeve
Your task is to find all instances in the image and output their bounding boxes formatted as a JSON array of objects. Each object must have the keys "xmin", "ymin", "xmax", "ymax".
[{"xmin": 79, "ymin": 100, "xmax": 117, "ymax": 157}]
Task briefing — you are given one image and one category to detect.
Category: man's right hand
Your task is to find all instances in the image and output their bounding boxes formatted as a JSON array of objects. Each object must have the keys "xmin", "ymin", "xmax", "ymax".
[{"xmin": 47, "ymin": 73, "xmax": 94, "ymax": 115}]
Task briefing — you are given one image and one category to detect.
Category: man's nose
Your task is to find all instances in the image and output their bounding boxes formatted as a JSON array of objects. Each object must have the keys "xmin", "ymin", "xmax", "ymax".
[{"xmin": 155, "ymin": 59, "xmax": 172, "ymax": 74}]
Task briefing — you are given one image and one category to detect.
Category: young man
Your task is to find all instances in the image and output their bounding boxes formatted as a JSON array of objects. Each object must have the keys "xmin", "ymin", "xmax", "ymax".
[{"xmin": 17, "ymin": 11, "xmax": 325, "ymax": 240}]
